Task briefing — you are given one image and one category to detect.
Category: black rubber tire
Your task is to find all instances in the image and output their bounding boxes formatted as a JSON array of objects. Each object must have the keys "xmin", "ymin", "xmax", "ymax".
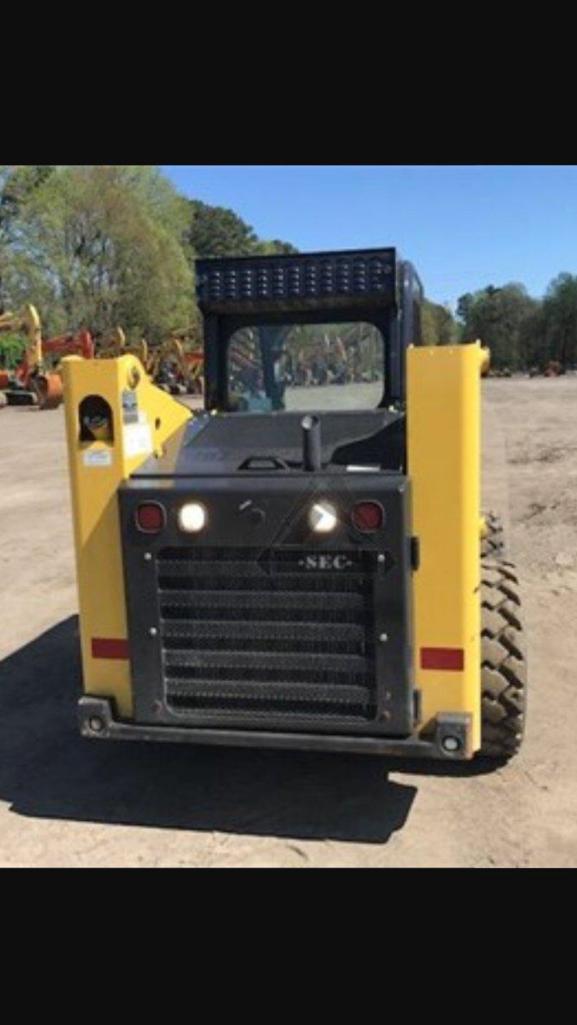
[
  {"xmin": 481, "ymin": 511, "xmax": 505, "ymax": 558},
  {"xmin": 480, "ymin": 559, "xmax": 527, "ymax": 759}
]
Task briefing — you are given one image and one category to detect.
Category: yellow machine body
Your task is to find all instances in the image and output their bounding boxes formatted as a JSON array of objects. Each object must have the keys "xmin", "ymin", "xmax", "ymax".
[
  {"xmin": 64, "ymin": 342, "xmax": 484, "ymax": 755},
  {"xmin": 407, "ymin": 343, "xmax": 484, "ymax": 753},
  {"xmin": 62, "ymin": 355, "xmax": 190, "ymax": 717}
]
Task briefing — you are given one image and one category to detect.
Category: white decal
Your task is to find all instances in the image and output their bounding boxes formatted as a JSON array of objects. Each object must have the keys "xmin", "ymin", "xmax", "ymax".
[
  {"xmin": 124, "ymin": 422, "xmax": 153, "ymax": 458},
  {"xmin": 299, "ymin": 554, "xmax": 353, "ymax": 571},
  {"xmin": 83, "ymin": 449, "xmax": 113, "ymax": 467}
]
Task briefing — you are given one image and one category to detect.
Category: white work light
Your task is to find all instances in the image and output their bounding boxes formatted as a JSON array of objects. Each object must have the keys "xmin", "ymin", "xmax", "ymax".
[
  {"xmin": 309, "ymin": 501, "xmax": 338, "ymax": 534},
  {"xmin": 178, "ymin": 502, "xmax": 207, "ymax": 533}
]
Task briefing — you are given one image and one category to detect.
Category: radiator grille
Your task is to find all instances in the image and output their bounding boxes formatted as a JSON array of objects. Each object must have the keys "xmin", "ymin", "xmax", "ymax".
[{"xmin": 155, "ymin": 546, "xmax": 377, "ymax": 727}]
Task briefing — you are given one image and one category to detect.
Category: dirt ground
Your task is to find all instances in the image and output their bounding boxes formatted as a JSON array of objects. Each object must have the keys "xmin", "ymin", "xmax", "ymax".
[{"xmin": 1, "ymin": 378, "xmax": 576, "ymax": 868}]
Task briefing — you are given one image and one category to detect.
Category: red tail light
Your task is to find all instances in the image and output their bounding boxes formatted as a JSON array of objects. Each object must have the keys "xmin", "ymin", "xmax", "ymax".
[
  {"xmin": 351, "ymin": 501, "xmax": 384, "ymax": 533},
  {"xmin": 135, "ymin": 502, "xmax": 166, "ymax": 533}
]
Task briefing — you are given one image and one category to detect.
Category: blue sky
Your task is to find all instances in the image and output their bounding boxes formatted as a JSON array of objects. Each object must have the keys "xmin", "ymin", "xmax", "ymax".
[{"xmin": 163, "ymin": 165, "xmax": 577, "ymax": 309}]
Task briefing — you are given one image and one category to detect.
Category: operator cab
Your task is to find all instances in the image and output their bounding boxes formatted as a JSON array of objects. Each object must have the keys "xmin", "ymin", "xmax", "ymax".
[
  {"xmin": 198, "ymin": 248, "xmax": 423, "ymax": 413},
  {"xmin": 193, "ymin": 249, "xmax": 424, "ymax": 474}
]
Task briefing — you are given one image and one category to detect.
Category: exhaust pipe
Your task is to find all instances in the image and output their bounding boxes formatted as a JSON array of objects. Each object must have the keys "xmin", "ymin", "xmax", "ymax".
[{"xmin": 301, "ymin": 415, "xmax": 321, "ymax": 471}]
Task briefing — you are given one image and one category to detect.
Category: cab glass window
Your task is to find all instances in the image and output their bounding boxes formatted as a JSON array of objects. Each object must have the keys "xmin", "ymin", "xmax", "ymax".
[{"xmin": 227, "ymin": 322, "xmax": 384, "ymax": 412}]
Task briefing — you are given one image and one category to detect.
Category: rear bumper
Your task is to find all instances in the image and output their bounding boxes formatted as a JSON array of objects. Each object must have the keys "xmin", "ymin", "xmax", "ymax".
[{"xmin": 79, "ymin": 696, "xmax": 474, "ymax": 760}]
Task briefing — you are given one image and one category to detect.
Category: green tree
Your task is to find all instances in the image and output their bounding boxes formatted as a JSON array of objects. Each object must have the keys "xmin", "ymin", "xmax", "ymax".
[
  {"xmin": 456, "ymin": 293, "xmax": 475, "ymax": 329},
  {"xmin": 0, "ymin": 165, "xmax": 54, "ymax": 311},
  {"xmin": 186, "ymin": 199, "xmax": 297, "ymax": 259},
  {"xmin": 421, "ymin": 300, "xmax": 437, "ymax": 345},
  {"xmin": 456, "ymin": 283, "xmax": 538, "ymax": 369},
  {"xmin": 4, "ymin": 165, "xmax": 194, "ymax": 341},
  {"xmin": 421, "ymin": 298, "xmax": 458, "ymax": 345},
  {"xmin": 540, "ymin": 273, "xmax": 577, "ymax": 369},
  {"xmin": 186, "ymin": 200, "xmax": 259, "ymax": 258},
  {"xmin": 518, "ymin": 303, "xmax": 545, "ymax": 369},
  {"xmin": 0, "ymin": 332, "xmax": 26, "ymax": 369},
  {"xmin": 253, "ymin": 239, "xmax": 299, "ymax": 255}
]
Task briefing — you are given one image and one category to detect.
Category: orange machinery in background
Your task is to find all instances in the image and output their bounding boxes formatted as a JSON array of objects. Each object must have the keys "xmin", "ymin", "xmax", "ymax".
[
  {"xmin": 150, "ymin": 334, "xmax": 204, "ymax": 396},
  {"xmin": 92, "ymin": 325, "xmax": 204, "ymax": 396},
  {"xmin": 0, "ymin": 305, "xmax": 94, "ymax": 409},
  {"xmin": 94, "ymin": 327, "xmax": 149, "ymax": 368}
]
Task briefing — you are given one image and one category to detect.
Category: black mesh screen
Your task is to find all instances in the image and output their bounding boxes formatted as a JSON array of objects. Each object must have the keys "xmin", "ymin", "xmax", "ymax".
[{"xmin": 156, "ymin": 546, "xmax": 377, "ymax": 727}]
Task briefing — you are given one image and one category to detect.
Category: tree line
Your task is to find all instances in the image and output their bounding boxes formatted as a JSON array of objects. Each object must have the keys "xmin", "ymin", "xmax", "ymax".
[
  {"xmin": 455, "ymin": 280, "xmax": 577, "ymax": 370},
  {"xmin": 0, "ymin": 165, "xmax": 297, "ymax": 364},
  {"xmin": 423, "ymin": 281, "xmax": 577, "ymax": 371},
  {"xmin": 1, "ymin": 165, "xmax": 575, "ymax": 372}
]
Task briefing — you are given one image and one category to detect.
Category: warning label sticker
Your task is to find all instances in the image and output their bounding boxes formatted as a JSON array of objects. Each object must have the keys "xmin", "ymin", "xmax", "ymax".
[
  {"xmin": 121, "ymin": 389, "xmax": 139, "ymax": 424},
  {"xmin": 124, "ymin": 422, "xmax": 153, "ymax": 459},
  {"xmin": 83, "ymin": 449, "xmax": 113, "ymax": 468}
]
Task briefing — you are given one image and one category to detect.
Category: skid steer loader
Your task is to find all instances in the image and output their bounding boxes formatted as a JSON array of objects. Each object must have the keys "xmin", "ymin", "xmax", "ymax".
[{"xmin": 63, "ymin": 248, "xmax": 526, "ymax": 760}]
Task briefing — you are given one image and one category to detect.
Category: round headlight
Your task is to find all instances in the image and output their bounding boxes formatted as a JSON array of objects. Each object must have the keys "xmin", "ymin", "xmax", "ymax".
[
  {"xmin": 309, "ymin": 501, "xmax": 338, "ymax": 533},
  {"xmin": 178, "ymin": 502, "xmax": 207, "ymax": 533}
]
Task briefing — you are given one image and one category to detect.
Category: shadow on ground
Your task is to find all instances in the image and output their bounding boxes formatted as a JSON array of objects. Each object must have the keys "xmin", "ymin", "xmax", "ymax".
[{"xmin": 0, "ymin": 618, "xmax": 497, "ymax": 844}]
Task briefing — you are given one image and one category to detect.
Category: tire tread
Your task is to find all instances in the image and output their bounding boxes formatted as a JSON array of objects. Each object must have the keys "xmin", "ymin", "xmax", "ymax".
[{"xmin": 480, "ymin": 556, "xmax": 527, "ymax": 758}]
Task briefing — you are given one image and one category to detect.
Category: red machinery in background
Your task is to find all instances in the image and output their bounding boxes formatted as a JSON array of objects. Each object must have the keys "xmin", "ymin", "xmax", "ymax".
[
  {"xmin": 24, "ymin": 328, "xmax": 94, "ymax": 408},
  {"xmin": 0, "ymin": 306, "xmax": 94, "ymax": 409}
]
